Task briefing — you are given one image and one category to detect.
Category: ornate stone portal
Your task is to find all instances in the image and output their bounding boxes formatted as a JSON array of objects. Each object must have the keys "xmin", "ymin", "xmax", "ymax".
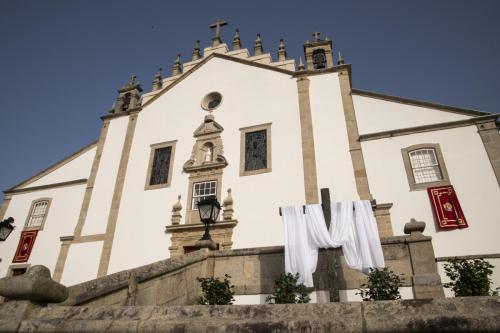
[{"xmin": 166, "ymin": 114, "xmax": 237, "ymax": 257}]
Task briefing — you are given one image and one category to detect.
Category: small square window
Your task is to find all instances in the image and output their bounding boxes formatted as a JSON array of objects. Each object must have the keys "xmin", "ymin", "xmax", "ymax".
[{"xmin": 192, "ymin": 180, "xmax": 217, "ymax": 210}]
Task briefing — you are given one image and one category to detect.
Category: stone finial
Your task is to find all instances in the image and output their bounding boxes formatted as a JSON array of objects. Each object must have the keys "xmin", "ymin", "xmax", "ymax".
[
  {"xmin": 127, "ymin": 74, "xmax": 137, "ymax": 86},
  {"xmin": 192, "ymin": 40, "xmax": 201, "ymax": 61},
  {"xmin": 232, "ymin": 29, "xmax": 241, "ymax": 50},
  {"xmin": 171, "ymin": 195, "xmax": 182, "ymax": 225},
  {"xmin": 254, "ymin": 33, "xmax": 264, "ymax": 56},
  {"xmin": 0, "ymin": 265, "xmax": 68, "ymax": 303},
  {"xmin": 298, "ymin": 57, "xmax": 305, "ymax": 71},
  {"xmin": 404, "ymin": 218, "xmax": 426, "ymax": 236},
  {"xmin": 222, "ymin": 188, "xmax": 234, "ymax": 221},
  {"xmin": 277, "ymin": 38, "xmax": 287, "ymax": 61},
  {"xmin": 152, "ymin": 67, "xmax": 163, "ymax": 91},
  {"xmin": 172, "ymin": 54, "xmax": 182, "ymax": 76},
  {"xmin": 337, "ymin": 52, "xmax": 345, "ymax": 65},
  {"xmin": 312, "ymin": 31, "xmax": 321, "ymax": 42}
]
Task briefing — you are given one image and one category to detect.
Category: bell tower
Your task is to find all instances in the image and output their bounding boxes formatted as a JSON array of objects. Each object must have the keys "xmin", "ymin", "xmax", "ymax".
[
  {"xmin": 110, "ymin": 75, "xmax": 143, "ymax": 114},
  {"xmin": 303, "ymin": 32, "xmax": 334, "ymax": 70}
]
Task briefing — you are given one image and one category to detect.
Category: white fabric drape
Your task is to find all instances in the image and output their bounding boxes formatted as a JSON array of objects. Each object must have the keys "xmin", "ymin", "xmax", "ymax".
[
  {"xmin": 282, "ymin": 206, "xmax": 316, "ymax": 287},
  {"xmin": 330, "ymin": 201, "xmax": 362, "ymax": 271},
  {"xmin": 281, "ymin": 200, "xmax": 384, "ymax": 287},
  {"xmin": 353, "ymin": 200, "xmax": 385, "ymax": 274}
]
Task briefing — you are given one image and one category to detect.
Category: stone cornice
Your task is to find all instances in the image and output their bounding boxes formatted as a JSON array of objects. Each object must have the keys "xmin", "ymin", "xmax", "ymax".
[
  {"xmin": 352, "ymin": 89, "xmax": 492, "ymax": 117},
  {"xmin": 165, "ymin": 220, "xmax": 237, "ymax": 233},
  {"xmin": 5, "ymin": 141, "xmax": 96, "ymax": 192},
  {"xmin": 100, "ymin": 108, "xmax": 141, "ymax": 121},
  {"xmin": 4, "ymin": 179, "xmax": 88, "ymax": 195},
  {"xmin": 359, "ymin": 114, "xmax": 499, "ymax": 142},
  {"xmin": 293, "ymin": 64, "xmax": 352, "ymax": 82},
  {"xmin": 435, "ymin": 253, "xmax": 500, "ymax": 262}
]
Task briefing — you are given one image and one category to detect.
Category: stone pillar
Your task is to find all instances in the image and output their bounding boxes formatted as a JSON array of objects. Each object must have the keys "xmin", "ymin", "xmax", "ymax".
[
  {"xmin": 404, "ymin": 219, "xmax": 445, "ymax": 299},
  {"xmin": 475, "ymin": 118, "xmax": 500, "ymax": 184},
  {"xmin": 373, "ymin": 203, "xmax": 394, "ymax": 238}
]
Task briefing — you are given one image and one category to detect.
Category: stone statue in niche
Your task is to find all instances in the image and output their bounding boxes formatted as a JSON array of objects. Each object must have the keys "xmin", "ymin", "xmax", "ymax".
[
  {"xmin": 204, "ymin": 146, "xmax": 212, "ymax": 163},
  {"xmin": 183, "ymin": 114, "xmax": 228, "ymax": 172}
]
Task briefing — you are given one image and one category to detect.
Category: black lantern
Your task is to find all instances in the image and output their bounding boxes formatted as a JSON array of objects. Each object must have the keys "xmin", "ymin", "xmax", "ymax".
[
  {"xmin": 197, "ymin": 196, "xmax": 221, "ymax": 241},
  {"xmin": 0, "ymin": 217, "xmax": 15, "ymax": 241}
]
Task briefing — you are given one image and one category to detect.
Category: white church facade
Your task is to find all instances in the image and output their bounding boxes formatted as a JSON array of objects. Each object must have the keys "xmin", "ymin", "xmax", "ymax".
[{"xmin": 1, "ymin": 22, "xmax": 499, "ymax": 300}]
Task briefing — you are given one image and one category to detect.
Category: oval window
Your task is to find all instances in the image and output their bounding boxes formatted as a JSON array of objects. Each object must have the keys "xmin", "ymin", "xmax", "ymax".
[{"xmin": 201, "ymin": 92, "xmax": 222, "ymax": 111}]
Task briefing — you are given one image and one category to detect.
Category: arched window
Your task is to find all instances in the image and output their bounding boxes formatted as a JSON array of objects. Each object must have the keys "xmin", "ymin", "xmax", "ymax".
[
  {"xmin": 121, "ymin": 93, "xmax": 131, "ymax": 111},
  {"xmin": 401, "ymin": 143, "xmax": 450, "ymax": 191},
  {"xmin": 312, "ymin": 49, "xmax": 327, "ymax": 69},
  {"xmin": 24, "ymin": 198, "xmax": 51, "ymax": 230}
]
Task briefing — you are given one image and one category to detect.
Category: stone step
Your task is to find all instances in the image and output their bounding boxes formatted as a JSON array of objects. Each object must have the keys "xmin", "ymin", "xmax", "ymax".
[
  {"xmin": 19, "ymin": 318, "xmax": 354, "ymax": 333},
  {"xmin": 6, "ymin": 297, "xmax": 500, "ymax": 333},
  {"xmin": 33, "ymin": 303, "xmax": 361, "ymax": 322}
]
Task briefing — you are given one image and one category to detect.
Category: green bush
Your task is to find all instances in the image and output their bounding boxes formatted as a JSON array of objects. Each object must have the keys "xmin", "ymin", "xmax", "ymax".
[
  {"xmin": 443, "ymin": 259, "xmax": 499, "ymax": 297},
  {"xmin": 357, "ymin": 267, "xmax": 403, "ymax": 301},
  {"xmin": 266, "ymin": 272, "xmax": 310, "ymax": 304},
  {"xmin": 196, "ymin": 274, "xmax": 235, "ymax": 305}
]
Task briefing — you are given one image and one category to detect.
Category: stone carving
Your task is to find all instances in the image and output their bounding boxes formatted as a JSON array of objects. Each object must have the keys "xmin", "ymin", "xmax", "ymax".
[
  {"xmin": 183, "ymin": 115, "xmax": 228, "ymax": 172},
  {"xmin": 222, "ymin": 188, "xmax": 234, "ymax": 221},
  {"xmin": 171, "ymin": 195, "xmax": 182, "ymax": 225},
  {"xmin": 404, "ymin": 218, "xmax": 426, "ymax": 235},
  {"xmin": 0, "ymin": 265, "xmax": 68, "ymax": 303}
]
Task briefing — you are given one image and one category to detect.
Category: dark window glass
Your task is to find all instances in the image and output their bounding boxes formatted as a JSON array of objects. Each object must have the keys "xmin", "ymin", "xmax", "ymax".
[
  {"xmin": 313, "ymin": 49, "xmax": 327, "ymax": 69},
  {"xmin": 149, "ymin": 146, "xmax": 172, "ymax": 185},
  {"xmin": 245, "ymin": 130, "xmax": 267, "ymax": 171}
]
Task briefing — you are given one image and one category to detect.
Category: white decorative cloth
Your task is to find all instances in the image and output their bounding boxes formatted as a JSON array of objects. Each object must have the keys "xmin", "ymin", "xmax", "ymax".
[
  {"xmin": 281, "ymin": 201, "xmax": 385, "ymax": 287},
  {"xmin": 353, "ymin": 200, "xmax": 385, "ymax": 273},
  {"xmin": 330, "ymin": 201, "xmax": 362, "ymax": 271},
  {"xmin": 282, "ymin": 205, "xmax": 316, "ymax": 287}
]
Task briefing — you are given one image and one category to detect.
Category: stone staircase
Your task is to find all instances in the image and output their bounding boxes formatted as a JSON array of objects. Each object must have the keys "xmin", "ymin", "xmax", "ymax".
[{"xmin": 10, "ymin": 297, "xmax": 500, "ymax": 333}]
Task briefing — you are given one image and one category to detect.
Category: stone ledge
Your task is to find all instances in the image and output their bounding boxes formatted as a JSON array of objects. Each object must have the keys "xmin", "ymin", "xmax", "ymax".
[{"xmin": 3, "ymin": 297, "xmax": 499, "ymax": 333}]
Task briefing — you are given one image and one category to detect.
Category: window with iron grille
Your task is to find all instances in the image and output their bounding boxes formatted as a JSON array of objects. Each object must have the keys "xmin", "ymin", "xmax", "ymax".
[
  {"xmin": 245, "ymin": 130, "xmax": 267, "ymax": 172},
  {"xmin": 192, "ymin": 180, "xmax": 217, "ymax": 210},
  {"xmin": 149, "ymin": 146, "xmax": 172, "ymax": 186},
  {"xmin": 26, "ymin": 200, "xmax": 50, "ymax": 229},
  {"xmin": 409, "ymin": 148, "xmax": 443, "ymax": 184}
]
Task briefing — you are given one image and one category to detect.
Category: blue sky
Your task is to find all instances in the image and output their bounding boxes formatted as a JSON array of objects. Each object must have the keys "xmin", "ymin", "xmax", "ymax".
[{"xmin": 0, "ymin": 1, "xmax": 499, "ymax": 201}]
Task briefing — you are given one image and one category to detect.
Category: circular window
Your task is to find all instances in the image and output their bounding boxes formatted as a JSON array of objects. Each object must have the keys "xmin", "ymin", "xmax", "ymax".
[{"xmin": 201, "ymin": 92, "xmax": 222, "ymax": 111}]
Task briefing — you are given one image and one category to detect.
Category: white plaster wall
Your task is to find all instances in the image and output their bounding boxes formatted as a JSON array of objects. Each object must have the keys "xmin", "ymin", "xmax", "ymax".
[
  {"xmin": 23, "ymin": 146, "xmax": 96, "ymax": 188},
  {"xmin": 82, "ymin": 117, "xmax": 128, "ymax": 236},
  {"xmin": 309, "ymin": 74, "xmax": 359, "ymax": 200},
  {"xmin": 362, "ymin": 126, "xmax": 500, "ymax": 286},
  {"xmin": 353, "ymin": 95, "xmax": 471, "ymax": 135},
  {"xmin": 107, "ymin": 57, "xmax": 305, "ymax": 274},
  {"xmin": 0, "ymin": 184, "xmax": 86, "ymax": 278},
  {"xmin": 339, "ymin": 287, "xmax": 414, "ymax": 302},
  {"xmin": 61, "ymin": 241, "xmax": 102, "ymax": 286}
]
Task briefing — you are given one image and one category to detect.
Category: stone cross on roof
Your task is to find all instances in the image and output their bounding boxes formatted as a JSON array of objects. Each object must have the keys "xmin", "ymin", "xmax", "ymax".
[
  {"xmin": 210, "ymin": 18, "xmax": 228, "ymax": 47},
  {"xmin": 312, "ymin": 31, "xmax": 321, "ymax": 42}
]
